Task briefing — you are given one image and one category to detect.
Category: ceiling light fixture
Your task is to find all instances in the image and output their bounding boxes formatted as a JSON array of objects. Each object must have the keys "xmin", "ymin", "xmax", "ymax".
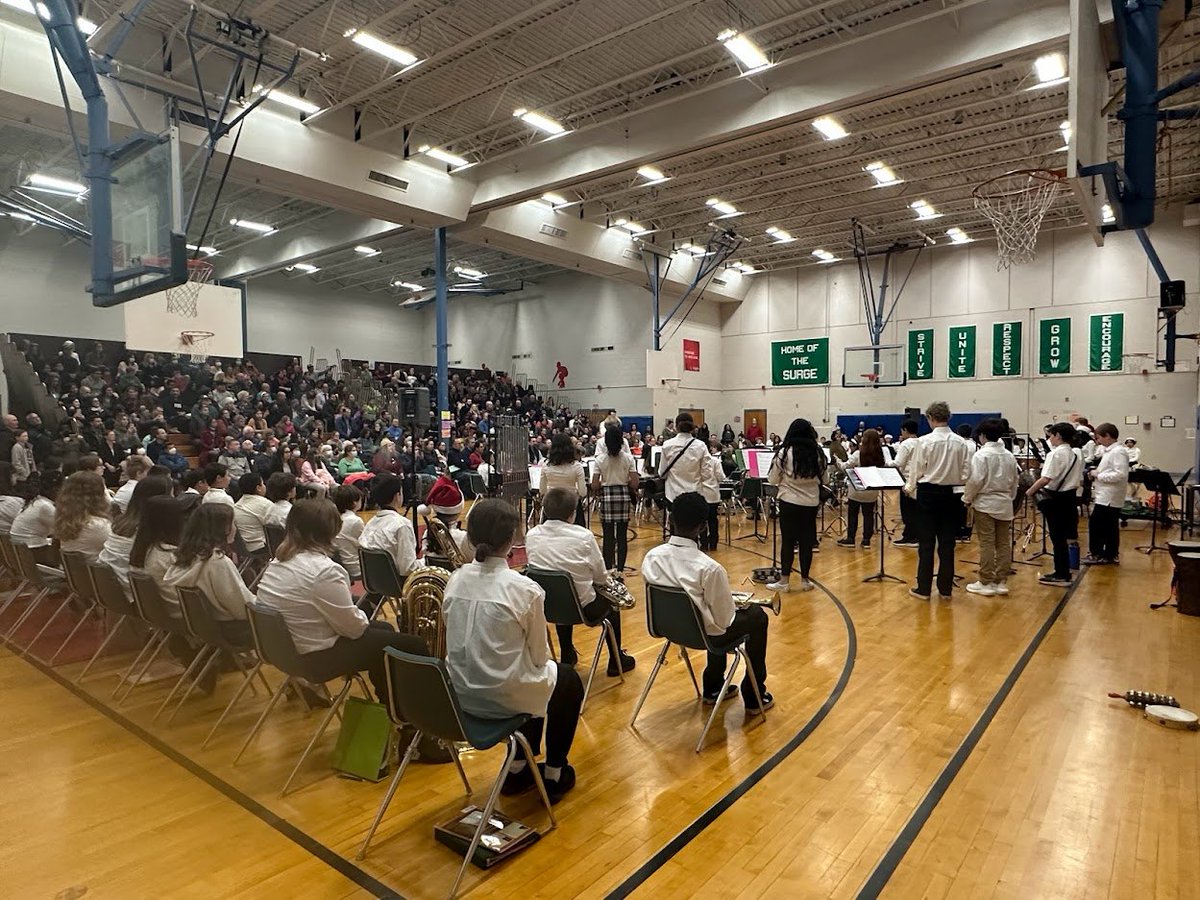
[
  {"xmin": 1034, "ymin": 52, "xmax": 1068, "ymax": 85},
  {"xmin": 513, "ymin": 108, "xmax": 567, "ymax": 136},
  {"xmin": 228, "ymin": 218, "xmax": 276, "ymax": 234},
  {"xmin": 25, "ymin": 172, "xmax": 87, "ymax": 195},
  {"xmin": 287, "ymin": 262, "xmax": 320, "ymax": 273},
  {"xmin": 812, "ymin": 116, "xmax": 849, "ymax": 141},
  {"xmin": 252, "ymin": 85, "xmax": 321, "ymax": 115},
  {"xmin": 636, "ymin": 165, "xmax": 669, "ymax": 183},
  {"xmin": 393, "ymin": 280, "xmax": 423, "ymax": 291},
  {"xmin": 705, "ymin": 197, "xmax": 741, "ymax": 217},
  {"xmin": 910, "ymin": 199, "xmax": 941, "ymax": 220},
  {"xmin": 612, "ymin": 218, "xmax": 650, "ymax": 236},
  {"xmin": 1057, "ymin": 120, "xmax": 1072, "ymax": 152},
  {"xmin": 765, "ymin": 226, "xmax": 795, "ymax": 243},
  {"xmin": 946, "ymin": 227, "xmax": 972, "ymax": 244},
  {"xmin": 354, "ymin": 245, "xmax": 381, "ymax": 256},
  {"xmin": 346, "ymin": 30, "xmax": 419, "ymax": 67},
  {"xmin": 76, "ymin": 16, "xmax": 97, "ymax": 34},
  {"xmin": 812, "ymin": 248, "xmax": 839, "ymax": 263},
  {"xmin": 4, "ymin": 211, "xmax": 36, "ymax": 222},
  {"xmin": 1101, "ymin": 204, "xmax": 1116, "ymax": 224},
  {"xmin": 541, "ymin": 192, "xmax": 569, "ymax": 207},
  {"xmin": 864, "ymin": 161, "xmax": 902, "ymax": 187},
  {"xmin": 677, "ymin": 242, "xmax": 712, "ymax": 258},
  {"xmin": 731, "ymin": 261, "xmax": 759, "ymax": 274},
  {"xmin": 453, "ymin": 265, "xmax": 485, "ymax": 279},
  {"xmin": 716, "ymin": 28, "xmax": 772, "ymax": 74},
  {"xmin": 187, "ymin": 243, "xmax": 218, "ymax": 256},
  {"xmin": 417, "ymin": 145, "xmax": 471, "ymax": 168}
]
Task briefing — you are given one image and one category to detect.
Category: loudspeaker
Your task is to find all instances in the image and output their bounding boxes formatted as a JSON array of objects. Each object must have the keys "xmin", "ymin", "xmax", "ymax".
[
  {"xmin": 401, "ymin": 388, "xmax": 431, "ymax": 428},
  {"xmin": 904, "ymin": 406, "xmax": 921, "ymax": 422},
  {"xmin": 1161, "ymin": 280, "xmax": 1186, "ymax": 311}
]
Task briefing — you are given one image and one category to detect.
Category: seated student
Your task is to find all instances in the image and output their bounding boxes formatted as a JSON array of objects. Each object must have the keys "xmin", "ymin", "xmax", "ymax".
[
  {"xmin": 129, "ymin": 495, "xmax": 187, "ymax": 615},
  {"xmin": 420, "ymin": 474, "xmax": 471, "ymax": 560},
  {"xmin": 10, "ymin": 471, "xmax": 62, "ymax": 562},
  {"xmin": 113, "ymin": 454, "xmax": 153, "ymax": 512},
  {"xmin": 99, "ymin": 474, "xmax": 174, "ymax": 591},
  {"xmin": 0, "ymin": 462, "xmax": 24, "ymax": 533},
  {"xmin": 233, "ymin": 472, "xmax": 273, "ymax": 554},
  {"xmin": 358, "ymin": 474, "xmax": 420, "ymax": 577},
  {"xmin": 177, "ymin": 469, "xmax": 209, "ymax": 517},
  {"xmin": 254, "ymin": 498, "xmax": 425, "ymax": 702},
  {"xmin": 264, "ymin": 472, "xmax": 297, "ymax": 529},
  {"xmin": 201, "ymin": 463, "xmax": 235, "ymax": 508},
  {"xmin": 443, "ymin": 499, "xmax": 584, "ymax": 803},
  {"xmin": 331, "ymin": 484, "xmax": 364, "ymax": 579},
  {"xmin": 526, "ymin": 487, "xmax": 634, "ymax": 675},
  {"xmin": 164, "ymin": 504, "xmax": 256, "ymax": 645},
  {"xmin": 160, "ymin": 444, "xmax": 190, "ymax": 478},
  {"xmin": 641, "ymin": 491, "xmax": 772, "ymax": 712},
  {"xmin": 56, "ymin": 471, "xmax": 113, "ymax": 561}
]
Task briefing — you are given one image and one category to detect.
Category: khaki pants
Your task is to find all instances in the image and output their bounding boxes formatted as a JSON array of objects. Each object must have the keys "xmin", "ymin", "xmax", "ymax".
[{"xmin": 974, "ymin": 512, "xmax": 1012, "ymax": 585}]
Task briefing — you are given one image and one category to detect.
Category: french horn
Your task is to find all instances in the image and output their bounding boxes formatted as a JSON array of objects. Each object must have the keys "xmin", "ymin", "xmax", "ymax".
[{"xmin": 400, "ymin": 565, "xmax": 452, "ymax": 658}]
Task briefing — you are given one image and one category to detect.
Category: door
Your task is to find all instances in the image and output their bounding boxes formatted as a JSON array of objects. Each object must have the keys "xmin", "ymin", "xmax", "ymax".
[
  {"xmin": 743, "ymin": 408, "xmax": 767, "ymax": 441},
  {"xmin": 678, "ymin": 408, "xmax": 705, "ymax": 428}
]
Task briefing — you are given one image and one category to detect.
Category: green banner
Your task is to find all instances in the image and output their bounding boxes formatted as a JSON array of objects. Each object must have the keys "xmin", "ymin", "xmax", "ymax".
[
  {"xmin": 992, "ymin": 321, "xmax": 1023, "ymax": 377},
  {"xmin": 907, "ymin": 329, "xmax": 934, "ymax": 381},
  {"xmin": 948, "ymin": 325, "xmax": 977, "ymax": 378},
  {"xmin": 771, "ymin": 337, "xmax": 829, "ymax": 386},
  {"xmin": 1089, "ymin": 313, "xmax": 1124, "ymax": 372},
  {"xmin": 1039, "ymin": 317, "xmax": 1071, "ymax": 374}
]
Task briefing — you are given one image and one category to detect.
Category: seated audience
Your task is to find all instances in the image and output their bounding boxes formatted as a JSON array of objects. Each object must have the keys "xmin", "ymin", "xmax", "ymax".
[
  {"xmin": 331, "ymin": 485, "xmax": 365, "ymax": 579},
  {"xmin": 264, "ymin": 472, "xmax": 297, "ymax": 529},
  {"xmin": 56, "ymin": 471, "xmax": 113, "ymax": 560},
  {"xmin": 99, "ymin": 474, "xmax": 174, "ymax": 590},
  {"xmin": 165, "ymin": 503, "xmax": 256, "ymax": 645},
  {"xmin": 359, "ymin": 475, "xmax": 419, "ymax": 576}
]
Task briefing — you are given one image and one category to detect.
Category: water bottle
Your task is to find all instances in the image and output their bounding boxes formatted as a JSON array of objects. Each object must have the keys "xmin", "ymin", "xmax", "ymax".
[{"xmin": 1068, "ymin": 541, "xmax": 1080, "ymax": 570}]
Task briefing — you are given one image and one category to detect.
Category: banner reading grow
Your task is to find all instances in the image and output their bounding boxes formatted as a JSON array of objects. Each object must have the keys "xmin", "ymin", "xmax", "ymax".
[
  {"xmin": 771, "ymin": 337, "xmax": 829, "ymax": 386},
  {"xmin": 1039, "ymin": 317, "xmax": 1071, "ymax": 374},
  {"xmin": 948, "ymin": 325, "xmax": 977, "ymax": 378},
  {"xmin": 907, "ymin": 329, "xmax": 934, "ymax": 381},
  {"xmin": 1089, "ymin": 313, "xmax": 1124, "ymax": 372},
  {"xmin": 992, "ymin": 321, "xmax": 1022, "ymax": 376}
]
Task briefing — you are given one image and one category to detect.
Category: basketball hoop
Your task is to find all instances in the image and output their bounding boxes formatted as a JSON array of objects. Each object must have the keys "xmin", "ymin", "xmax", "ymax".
[
  {"xmin": 860, "ymin": 373, "xmax": 880, "ymax": 386},
  {"xmin": 165, "ymin": 258, "xmax": 215, "ymax": 317},
  {"xmin": 973, "ymin": 169, "xmax": 1066, "ymax": 269},
  {"xmin": 661, "ymin": 377, "xmax": 681, "ymax": 394},
  {"xmin": 179, "ymin": 330, "xmax": 215, "ymax": 363}
]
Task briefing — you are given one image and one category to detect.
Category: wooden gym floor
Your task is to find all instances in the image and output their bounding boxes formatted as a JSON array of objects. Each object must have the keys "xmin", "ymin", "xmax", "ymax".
[{"xmin": 2, "ymin": 506, "xmax": 1198, "ymax": 899}]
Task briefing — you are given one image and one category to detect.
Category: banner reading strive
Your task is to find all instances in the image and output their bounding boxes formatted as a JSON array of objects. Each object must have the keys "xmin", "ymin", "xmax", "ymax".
[
  {"xmin": 771, "ymin": 338, "xmax": 829, "ymax": 386},
  {"xmin": 948, "ymin": 325, "xmax": 977, "ymax": 378},
  {"xmin": 1039, "ymin": 317, "xmax": 1071, "ymax": 374},
  {"xmin": 907, "ymin": 329, "xmax": 934, "ymax": 381},
  {"xmin": 992, "ymin": 321, "xmax": 1022, "ymax": 376},
  {"xmin": 1089, "ymin": 313, "xmax": 1124, "ymax": 372}
]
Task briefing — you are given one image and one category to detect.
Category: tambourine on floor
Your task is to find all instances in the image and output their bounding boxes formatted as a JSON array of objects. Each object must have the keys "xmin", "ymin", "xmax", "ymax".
[{"xmin": 1145, "ymin": 705, "xmax": 1200, "ymax": 730}]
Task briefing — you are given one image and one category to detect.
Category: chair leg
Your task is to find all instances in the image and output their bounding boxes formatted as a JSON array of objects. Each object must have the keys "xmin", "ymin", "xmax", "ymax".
[
  {"xmin": 153, "ymin": 646, "xmax": 214, "ymax": 722},
  {"xmin": 48, "ymin": 602, "xmax": 97, "ymax": 665},
  {"xmin": 450, "ymin": 743, "xmax": 472, "ymax": 795},
  {"xmin": 280, "ymin": 677, "xmax": 355, "ymax": 796},
  {"xmin": 603, "ymin": 619, "xmax": 624, "ymax": 685},
  {"xmin": 514, "ymin": 731, "xmax": 557, "ymax": 829},
  {"xmin": 697, "ymin": 649, "xmax": 741, "ymax": 753},
  {"xmin": 580, "ymin": 625, "xmax": 606, "ymax": 715},
  {"xmin": 546, "ymin": 625, "xmax": 557, "ymax": 662},
  {"xmin": 203, "ymin": 661, "xmax": 263, "ymax": 749},
  {"xmin": 357, "ymin": 728, "xmax": 422, "ymax": 860},
  {"xmin": 3, "ymin": 586, "xmax": 50, "ymax": 642},
  {"xmin": 0, "ymin": 578, "xmax": 31, "ymax": 619},
  {"xmin": 449, "ymin": 738, "xmax": 518, "ymax": 899},
  {"xmin": 234, "ymin": 675, "xmax": 293, "ymax": 764},
  {"xmin": 743, "ymin": 650, "xmax": 767, "ymax": 719},
  {"xmin": 22, "ymin": 592, "xmax": 77, "ymax": 657},
  {"xmin": 76, "ymin": 614, "xmax": 128, "ymax": 683},
  {"xmin": 630, "ymin": 640, "xmax": 671, "ymax": 728},
  {"xmin": 112, "ymin": 631, "xmax": 163, "ymax": 699},
  {"xmin": 167, "ymin": 648, "xmax": 223, "ymax": 724},
  {"xmin": 680, "ymin": 648, "xmax": 701, "ymax": 698},
  {"xmin": 116, "ymin": 632, "xmax": 169, "ymax": 706}
]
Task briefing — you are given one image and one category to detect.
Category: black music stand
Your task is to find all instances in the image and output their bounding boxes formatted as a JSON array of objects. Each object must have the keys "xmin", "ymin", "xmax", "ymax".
[
  {"xmin": 750, "ymin": 484, "xmax": 781, "ymax": 583},
  {"xmin": 737, "ymin": 478, "xmax": 767, "ymax": 545},
  {"xmin": 1133, "ymin": 469, "xmax": 1179, "ymax": 554},
  {"xmin": 847, "ymin": 468, "xmax": 906, "ymax": 584}
]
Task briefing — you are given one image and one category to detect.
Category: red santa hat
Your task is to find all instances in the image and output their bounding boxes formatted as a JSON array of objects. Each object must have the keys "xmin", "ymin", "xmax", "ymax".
[{"xmin": 426, "ymin": 475, "xmax": 464, "ymax": 516}]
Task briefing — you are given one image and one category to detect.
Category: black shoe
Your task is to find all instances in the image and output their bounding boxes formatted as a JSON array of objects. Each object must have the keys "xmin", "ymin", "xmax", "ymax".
[
  {"xmin": 702, "ymin": 684, "xmax": 739, "ymax": 705},
  {"xmin": 537, "ymin": 763, "xmax": 576, "ymax": 804},
  {"xmin": 1038, "ymin": 573, "xmax": 1073, "ymax": 586},
  {"xmin": 860, "ymin": 542, "xmax": 871, "ymax": 549},
  {"xmin": 501, "ymin": 764, "xmax": 536, "ymax": 796},
  {"xmin": 836, "ymin": 538, "xmax": 855, "ymax": 547},
  {"xmin": 894, "ymin": 538, "xmax": 919, "ymax": 548},
  {"xmin": 745, "ymin": 691, "xmax": 774, "ymax": 715},
  {"xmin": 559, "ymin": 647, "xmax": 579, "ymax": 667},
  {"xmin": 296, "ymin": 681, "xmax": 331, "ymax": 709},
  {"xmin": 607, "ymin": 651, "xmax": 636, "ymax": 676}
]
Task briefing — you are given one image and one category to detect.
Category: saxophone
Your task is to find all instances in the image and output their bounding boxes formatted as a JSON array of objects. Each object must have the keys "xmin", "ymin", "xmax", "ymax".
[{"xmin": 399, "ymin": 565, "xmax": 452, "ymax": 658}]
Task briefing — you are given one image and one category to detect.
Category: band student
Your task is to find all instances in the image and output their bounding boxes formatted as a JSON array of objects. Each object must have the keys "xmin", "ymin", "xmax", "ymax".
[
  {"xmin": 1084, "ymin": 423, "xmax": 1130, "ymax": 566},
  {"xmin": 766, "ymin": 418, "xmax": 825, "ymax": 593},
  {"xmin": 962, "ymin": 418, "xmax": 1019, "ymax": 597},
  {"xmin": 1025, "ymin": 422, "xmax": 1082, "ymax": 586},
  {"xmin": 642, "ymin": 491, "xmax": 772, "ymax": 712},
  {"xmin": 891, "ymin": 419, "xmax": 920, "ymax": 548},
  {"xmin": 660, "ymin": 412, "xmax": 710, "ymax": 509}
]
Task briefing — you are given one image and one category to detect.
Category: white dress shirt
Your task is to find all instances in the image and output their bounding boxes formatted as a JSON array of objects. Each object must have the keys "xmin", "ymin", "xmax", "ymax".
[
  {"xmin": 202, "ymin": 487, "xmax": 235, "ymax": 508},
  {"xmin": 699, "ymin": 451, "xmax": 722, "ymax": 503},
  {"xmin": 358, "ymin": 508, "xmax": 419, "ymax": 575},
  {"xmin": 963, "ymin": 440, "xmax": 1020, "ymax": 520},
  {"xmin": 234, "ymin": 493, "xmax": 273, "ymax": 551},
  {"xmin": 660, "ymin": 433, "xmax": 709, "ymax": 501},
  {"xmin": 255, "ymin": 550, "xmax": 368, "ymax": 653},
  {"xmin": 98, "ymin": 532, "xmax": 135, "ymax": 589},
  {"xmin": 1092, "ymin": 443, "xmax": 1131, "ymax": 508},
  {"xmin": 1126, "ymin": 446, "xmax": 1141, "ymax": 466},
  {"xmin": 113, "ymin": 479, "xmax": 138, "ymax": 512},
  {"xmin": 444, "ymin": 558, "xmax": 556, "ymax": 718},
  {"xmin": 893, "ymin": 437, "xmax": 917, "ymax": 474},
  {"xmin": 526, "ymin": 518, "xmax": 607, "ymax": 604},
  {"xmin": 541, "ymin": 461, "xmax": 587, "ymax": 497},
  {"xmin": 60, "ymin": 516, "xmax": 112, "ymax": 561},
  {"xmin": 905, "ymin": 426, "xmax": 973, "ymax": 492},
  {"xmin": 0, "ymin": 495, "xmax": 24, "ymax": 533},
  {"xmin": 334, "ymin": 510, "xmax": 364, "ymax": 578},
  {"xmin": 1041, "ymin": 444, "xmax": 1083, "ymax": 493},
  {"xmin": 840, "ymin": 450, "xmax": 881, "ymax": 503},
  {"xmin": 12, "ymin": 497, "xmax": 55, "ymax": 547},
  {"xmin": 641, "ymin": 535, "xmax": 735, "ymax": 636},
  {"xmin": 767, "ymin": 448, "xmax": 822, "ymax": 507},
  {"xmin": 595, "ymin": 447, "xmax": 636, "ymax": 487},
  {"xmin": 164, "ymin": 551, "xmax": 256, "ymax": 621},
  {"xmin": 265, "ymin": 499, "xmax": 292, "ymax": 530},
  {"xmin": 134, "ymin": 545, "xmax": 181, "ymax": 614}
]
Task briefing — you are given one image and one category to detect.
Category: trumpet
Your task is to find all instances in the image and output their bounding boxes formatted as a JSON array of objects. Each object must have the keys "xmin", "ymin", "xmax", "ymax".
[{"xmin": 732, "ymin": 590, "xmax": 782, "ymax": 616}]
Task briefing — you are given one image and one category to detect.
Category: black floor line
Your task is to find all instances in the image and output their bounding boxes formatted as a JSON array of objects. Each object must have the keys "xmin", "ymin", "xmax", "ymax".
[
  {"xmin": 606, "ymin": 580, "xmax": 858, "ymax": 899},
  {"xmin": 12, "ymin": 649, "xmax": 404, "ymax": 900},
  {"xmin": 854, "ymin": 569, "xmax": 1090, "ymax": 898}
]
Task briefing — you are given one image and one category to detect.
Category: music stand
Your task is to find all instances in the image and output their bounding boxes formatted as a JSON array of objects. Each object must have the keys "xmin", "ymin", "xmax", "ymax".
[
  {"xmin": 848, "ymin": 468, "xmax": 906, "ymax": 584},
  {"xmin": 1132, "ymin": 469, "xmax": 1179, "ymax": 554},
  {"xmin": 737, "ymin": 478, "xmax": 767, "ymax": 545},
  {"xmin": 750, "ymin": 483, "xmax": 781, "ymax": 583}
]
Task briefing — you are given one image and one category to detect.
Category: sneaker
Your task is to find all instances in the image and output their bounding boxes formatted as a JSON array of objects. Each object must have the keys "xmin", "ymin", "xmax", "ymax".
[
  {"xmin": 1082, "ymin": 555, "xmax": 1107, "ymax": 566},
  {"xmin": 799, "ymin": 578, "xmax": 815, "ymax": 592},
  {"xmin": 965, "ymin": 581, "xmax": 996, "ymax": 596},
  {"xmin": 767, "ymin": 578, "xmax": 793, "ymax": 593},
  {"xmin": 1038, "ymin": 573, "xmax": 1073, "ymax": 585},
  {"xmin": 501, "ymin": 764, "xmax": 536, "ymax": 796},
  {"xmin": 992, "ymin": 583, "xmax": 1010, "ymax": 595},
  {"xmin": 537, "ymin": 763, "xmax": 576, "ymax": 804},
  {"xmin": 812, "ymin": 544, "xmax": 821, "ymax": 554},
  {"xmin": 702, "ymin": 684, "xmax": 739, "ymax": 705},
  {"xmin": 745, "ymin": 691, "xmax": 774, "ymax": 715},
  {"xmin": 909, "ymin": 587, "xmax": 931, "ymax": 600},
  {"xmin": 937, "ymin": 593, "xmax": 953, "ymax": 601},
  {"xmin": 861, "ymin": 541, "xmax": 871, "ymax": 549},
  {"xmin": 894, "ymin": 540, "xmax": 920, "ymax": 548},
  {"xmin": 607, "ymin": 651, "xmax": 636, "ymax": 676},
  {"xmin": 836, "ymin": 538, "xmax": 855, "ymax": 547}
]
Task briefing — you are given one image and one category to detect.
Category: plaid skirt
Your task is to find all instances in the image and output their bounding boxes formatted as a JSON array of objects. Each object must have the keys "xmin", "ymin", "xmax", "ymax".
[{"xmin": 599, "ymin": 483, "xmax": 632, "ymax": 524}]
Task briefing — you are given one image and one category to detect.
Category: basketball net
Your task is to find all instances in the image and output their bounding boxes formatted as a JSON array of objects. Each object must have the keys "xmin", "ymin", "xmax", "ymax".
[
  {"xmin": 973, "ymin": 169, "xmax": 1065, "ymax": 269},
  {"xmin": 165, "ymin": 258, "xmax": 215, "ymax": 317},
  {"xmin": 179, "ymin": 330, "xmax": 214, "ymax": 363}
]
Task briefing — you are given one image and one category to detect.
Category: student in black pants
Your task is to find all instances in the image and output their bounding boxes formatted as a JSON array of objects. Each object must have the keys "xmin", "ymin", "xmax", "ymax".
[
  {"xmin": 766, "ymin": 418, "xmax": 826, "ymax": 592},
  {"xmin": 1026, "ymin": 423, "xmax": 1083, "ymax": 585}
]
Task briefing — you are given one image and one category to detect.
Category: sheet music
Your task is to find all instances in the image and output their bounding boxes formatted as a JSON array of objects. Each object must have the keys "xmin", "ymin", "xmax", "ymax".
[
  {"xmin": 850, "ymin": 466, "xmax": 905, "ymax": 489},
  {"xmin": 528, "ymin": 465, "xmax": 542, "ymax": 491}
]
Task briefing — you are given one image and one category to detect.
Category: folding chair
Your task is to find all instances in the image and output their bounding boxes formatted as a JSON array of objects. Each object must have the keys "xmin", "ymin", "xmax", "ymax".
[
  {"xmin": 466, "ymin": 471, "xmax": 488, "ymax": 502},
  {"xmin": 234, "ymin": 603, "xmax": 368, "ymax": 796},
  {"xmin": 356, "ymin": 648, "xmax": 556, "ymax": 899},
  {"xmin": 263, "ymin": 524, "xmax": 286, "ymax": 558},
  {"xmin": 40, "ymin": 550, "xmax": 101, "ymax": 665},
  {"xmin": 0, "ymin": 534, "xmax": 33, "ymax": 620},
  {"xmin": 630, "ymin": 584, "xmax": 766, "ymax": 752},
  {"xmin": 525, "ymin": 567, "xmax": 623, "ymax": 713},
  {"xmin": 78, "ymin": 562, "xmax": 139, "ymax": 684},
  {"xmin": 125, "ymin": 571, "xmax": 193, "ymax": 709},
  {"xmin": 358, "ymin": 548, "xmax": 406, "ymax": 620},
  {"xmin": 3, "ymin": 543, "xmax": 65, "ymax": 650}
]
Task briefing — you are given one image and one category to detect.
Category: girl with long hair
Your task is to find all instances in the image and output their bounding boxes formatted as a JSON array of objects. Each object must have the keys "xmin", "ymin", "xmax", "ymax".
[
  {"xmin": 55, "ymin": 470, "xmax": 113, "ymax": 560},
  {"xmin": 129, "ymin": 495, "xmax": 187, "ymax": 613},
  {"xmin": 164, "ymin": 504, "xmax": 256, "ymax": 644},
  {"xmin": 541, "ymin": 433, "xmax": 587, "ymax": 523},
  {"xmin": 766, "ymin": 418, "xmax": 826, "ymax": 592},
  {"xmin": 99, "ymin": 474, "xmax": 173, "ymax": 589},
  {"xmin": 591, "ymin": 425, "xmax": 638, "ymax": 571},
  {"xmin": 838, "ymin": 429, "xmax": 885, "ymax": 548}
]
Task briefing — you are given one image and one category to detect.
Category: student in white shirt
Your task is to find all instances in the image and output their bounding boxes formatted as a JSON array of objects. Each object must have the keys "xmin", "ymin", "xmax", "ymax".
[
  {"xmin": 164, "ymin": 503, "xmax": 256, "ymax": 646},
  {"xmin": 698, "ymin": 439, "xmax": 724, "ymax": 551},
  {"xmin": 113, "ymin": 454, "xmax": 152, "ymax": 513},
  {"xmin": 539, "ymin": 434, "xmax": 588, "ymax": 525},
  {"xmin": 129, "ymin": 495, "xmax": 187, "ymax": 615},
  {"xmin": 591, "ymin": 426, "xmax": 638, "ymax": 571},
  {"xmin": 419, "ymin": 475, "xmax": 471, "ymax": 561},
  {"xmin": 359, "ymin": 475, "xmax": 420, "ymax": 579},
  {"xmin": 9, "ymin": 472, "xmax": 61, "ymax": 559},
  {"xmin": 99, "ymin": 474, "xmax": 174, "ymax": 593},
  {"xmin": 527, "ymin": 487, "xmax": 635, "ymax": 675},
  {"xmin": 891, "ymin": 420, "xmax": 921, "ymax": 546},
  {"xmin": 255, "ymin": 498, "xmax": 424, "ymax": 702},
  {"xmin": 201, "ymin": 463, "xmax": 235, "ymax": 508},
  {"xmin": 264, "ymin": 472, "xmax": 297, "ymax": 530},
  {"xmin": 55, "ymin": 471, "xmax": 113, "ymax": 561},
  {"xmin": 904, "ymin": 401, "xmax": 974, "ymax": 600},
  {"xmin": 837, "ymin": 430, "xmax": 884, "ymax": 549},
  {"xmin": 1025, "ymin": 422, "xmax": 1083, "ymax": 586},
  {"xmin": 0, "ymin": 463, "xmax": 22, "ymax": 533},
  {"xmin": 1085, "ymin": 423, "xmax": 1130, "ymax": 565},
  {"xmin": 443, "ymin": 499, "xmax": 584, "ymax": 803},
  {"xmin": 660, "ymin": 412, "xmax": 710, "ymax": 505},
  {"xmin": 234, "ymin": 473, "xmax": 274, "ymax": 554},
  {"xmin": 642, "ymin": 492, "xmax": 772, "ymax": 712},
  {"xmin": 331, "ymin": 484, "xmax": 364, "ymax": 579},
  {"xmin": 962, "ymin": 419, "xmax": 1020, "ymax": 596},
  {"xmin": 767, "ymin": 418, "xmax": 826, "ymax": 592}
]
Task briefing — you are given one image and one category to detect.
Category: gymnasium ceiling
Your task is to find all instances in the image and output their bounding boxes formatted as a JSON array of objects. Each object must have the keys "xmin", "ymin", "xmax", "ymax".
[{"xmin": 2, "ymin": 0, "xmax": 1200, "ymax": 293}]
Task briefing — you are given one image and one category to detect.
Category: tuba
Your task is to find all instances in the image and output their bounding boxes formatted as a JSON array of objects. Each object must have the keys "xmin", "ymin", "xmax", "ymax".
[
  {"xmin": 399, "ymin": 565, "xmax": 451, "ymax": 657},
  {"xmin": 596, "ymin": 569, "xmax": 636, "ymax": 610},
  {"xmin": 424, "ymin": 515, "xmax": 466, "ymax": 569}
]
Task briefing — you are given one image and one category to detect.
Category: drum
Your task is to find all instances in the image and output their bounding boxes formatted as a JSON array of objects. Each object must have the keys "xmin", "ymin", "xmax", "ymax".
[
  {"xmin": 1173, "ymin": 552, "xmax": 1200, "ymax": 617},
  {"xmin": 1166, "ymin": 540, "xmax": 1200, "ymax": 566}
]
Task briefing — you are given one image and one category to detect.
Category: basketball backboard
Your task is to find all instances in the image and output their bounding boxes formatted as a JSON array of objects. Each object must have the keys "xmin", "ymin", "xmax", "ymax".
[
  {"xmin": 122, "ymin": 281, "xmax": 247, "ymax": 359},
  {"xmin": 843, "ymin": 345, "xmax": 905, "ymax": 388},
  {"xmin": 1067, "ymin": 0, "xmax": 1112, "ymax": 245}
]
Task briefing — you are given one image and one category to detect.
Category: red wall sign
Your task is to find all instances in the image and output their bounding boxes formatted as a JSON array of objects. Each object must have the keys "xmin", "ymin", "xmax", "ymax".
[{"xmin": 683, "ymin": 339, "xmax": 700, "ymax": 372}]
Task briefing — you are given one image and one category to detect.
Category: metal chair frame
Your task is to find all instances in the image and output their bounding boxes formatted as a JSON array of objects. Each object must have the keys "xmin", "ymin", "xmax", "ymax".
[
  {"xmin": 77, "ymin": 562, "xmax": 137, "ymax": 684},
  {"xmin": 3, "ymin": 543, "xmax": 64, "ymax": 649}
]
